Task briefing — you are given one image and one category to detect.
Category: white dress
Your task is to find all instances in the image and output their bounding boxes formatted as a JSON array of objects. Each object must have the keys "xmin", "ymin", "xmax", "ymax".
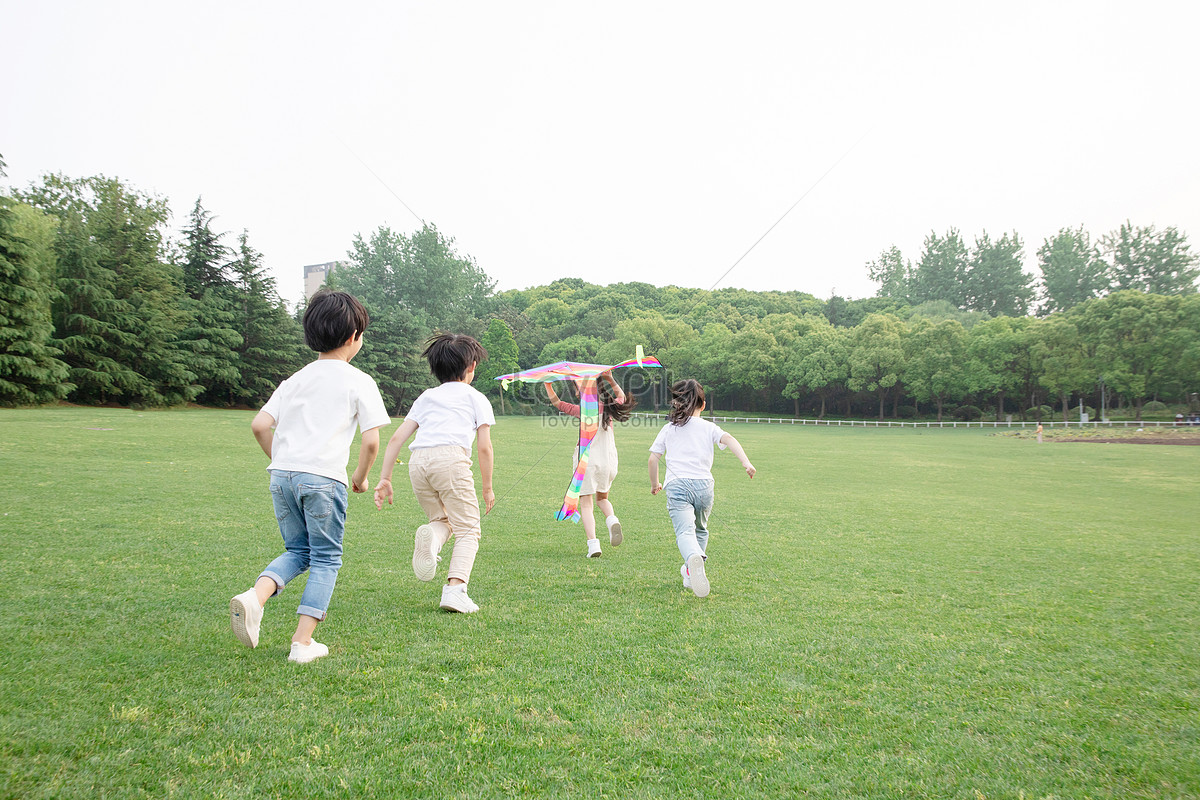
[{"xmin": 555, "ymin": 398, "xmax": 619, "ymax": 494}]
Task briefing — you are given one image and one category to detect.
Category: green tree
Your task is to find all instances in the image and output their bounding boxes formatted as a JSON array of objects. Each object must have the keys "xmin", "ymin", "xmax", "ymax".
[
  {"xmin": 963, "ymin": 316, "xmax": 1033, "ymax": 421},
  {"xmin": 228, "ymin": 231, "xmax": 308, "ymax": 406},
  {"xmin": 21, "ymin": 175, "xmax": 196, "ymax": 406},
  {"xmin": 1069, "ymin": 291, "xmax": 1185, "ymax": 419},
  {"xmin": 781, "ymin": 317, "xmax": 848, "ymax": 418},
  {"xmin": 911, "ymin": 229, "xmax": 969, "ymax": 307},
  {"xmin": 965, "ymin": 230, "xmax": 1033, "ymax": 317},
  {"xmin": 1037, "ymin": 226, "xmax": 1108, "ymax": 314},
  {"xmin": 539, "ymin": 335, "xmax": 603, "ymax": 365},
  {"xmin": 847, "ymin": 313, "xmax": 906, "ymax": 419},
  {"xmin": 477, "ymin": 318, "xmax": 519, "ymax": 413},
  {"xmin": 180, "ymin": 198, "xmax": 231, "ymax": 298},
  {"xmin": 0, "ymin": 199, "xmax": 71, "ymax": 405},
  {"xmin": 1031, "ymin": 315, "xmax": 1089, "ymax": 422},
  {"xmin": 175, "ymin": 197, "xmax": 243, "ymax": 405},
  {"xmin": 1101, "ymin": 222, "xmax": 1199, "ymax": 296},
  {"xmin": 867, "ymin": 245, "xmax": 911, "ymax": 301},
  {"xmin": 903, "ymin": 318, "xmax": 967, "ymax": 421},
  {"xmin": 335, "ymin": 223, "xmax": 495, "ymax": 331}
]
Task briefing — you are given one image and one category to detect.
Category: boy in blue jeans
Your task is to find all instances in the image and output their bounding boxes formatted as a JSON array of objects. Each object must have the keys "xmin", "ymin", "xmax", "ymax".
[{"xmin": 230, "ymin": 290, "xmax": 390, "ymax": 663}]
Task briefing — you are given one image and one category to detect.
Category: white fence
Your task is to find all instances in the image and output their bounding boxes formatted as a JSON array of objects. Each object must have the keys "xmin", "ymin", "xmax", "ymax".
[{"xmin": 629, "ymin": 413, "xmax": 1189, "ymax": 430}]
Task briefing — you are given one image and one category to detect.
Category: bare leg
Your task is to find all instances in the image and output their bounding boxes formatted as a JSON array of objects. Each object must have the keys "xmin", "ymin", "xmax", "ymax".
[
  {"xmin": 596, "ymin": 491, "xmax": 614, "ymax": 519},
  {"xmin": 580, "ymin": 493, "xmax": 597, "ymax": 540},
  {"xmin": 293, "ymin": 614, "xmax": 319, "ymax": 645},
  {"xmin": 253, "ymin": 576, "xmax": 277, "ymax": 607}
]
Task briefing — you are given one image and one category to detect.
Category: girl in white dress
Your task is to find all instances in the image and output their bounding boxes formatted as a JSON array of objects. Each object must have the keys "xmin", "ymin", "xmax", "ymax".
[{"xmin": 545, "ymin": 371, "xmax": 635, "ymax": 557}]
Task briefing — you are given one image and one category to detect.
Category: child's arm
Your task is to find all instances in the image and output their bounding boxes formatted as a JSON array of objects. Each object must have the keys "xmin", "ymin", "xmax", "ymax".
[
  {"xmin": 602, "ymin": 371, "xmax": 626, "ymax": 404},
  {"xmin": 374, "ymin": 419, "xmax": 419, "ymax": 509},
  {"xmin": 544, "ymin": 383, "xmax": 579, "ymax": 416},
  {"xmin": 351, "ymin": 426, "xmax": 382, "ymax": 494},
  {"xmin": 476, "ymin": 424, "xmax": 495, "ymax": 514},
  {"xmin": 648, "ymin": 452, "xmax": 663, "ymax": 495},
  {"xmin": 251, "ymin": 411, "xmax": 275, "ymax": 457},
  {"xmin": 720, "ymin": 433, "xmax": 756, "ymax": 478}
]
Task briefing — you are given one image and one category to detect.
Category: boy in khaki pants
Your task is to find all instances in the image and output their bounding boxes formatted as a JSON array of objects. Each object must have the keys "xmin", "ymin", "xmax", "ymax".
[{"xmin": 374, "ymin": 333, "xmax": 495, "ymax": 613}]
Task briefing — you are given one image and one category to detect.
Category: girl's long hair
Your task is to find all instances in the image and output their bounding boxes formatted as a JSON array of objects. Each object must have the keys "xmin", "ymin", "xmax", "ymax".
[
  {"xmin": 599, "ymin": 379, "xmax": 635, "ymax": 429},
  {"xmin": 668, "ymin": 379, "xmax": 705, "ymax": 425}
]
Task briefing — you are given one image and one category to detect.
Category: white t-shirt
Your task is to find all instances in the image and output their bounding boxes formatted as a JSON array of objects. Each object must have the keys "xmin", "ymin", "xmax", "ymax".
[
  {"xmin": 260, "ymin": 359, "xmax": 391, "ymax": 485},
  {"xmin": 649, "ymin": 416, "xmax": 727, "ymax": 486},
  {"xmin": 407, "ymin": 381, "xmax": 496, "ymax": 450}
]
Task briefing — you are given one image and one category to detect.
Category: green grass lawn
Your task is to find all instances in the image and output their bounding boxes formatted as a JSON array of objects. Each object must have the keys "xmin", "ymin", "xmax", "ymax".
[{"xmin": 1, "ymin": 407, "xmax": 1197, "ymax": 799}]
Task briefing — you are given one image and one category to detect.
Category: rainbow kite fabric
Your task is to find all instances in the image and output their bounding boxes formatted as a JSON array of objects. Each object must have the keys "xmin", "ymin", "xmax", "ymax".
[{"xmin": 496, "ymin": 348, "xmax": 662, "ymax": 522}]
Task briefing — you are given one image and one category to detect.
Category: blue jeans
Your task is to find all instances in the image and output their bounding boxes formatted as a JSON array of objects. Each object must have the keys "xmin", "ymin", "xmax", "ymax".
[
  {"xmin": 665, "ymin": 478, "xmax": 714, "ymax": 562},
  {"xmin": 260, "ymin": 471, "xmax": 347, "ymax": 620}
]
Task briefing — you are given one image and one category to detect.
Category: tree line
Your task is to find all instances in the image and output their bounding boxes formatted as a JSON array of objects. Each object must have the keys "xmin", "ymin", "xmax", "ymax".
[
  {"xmin": 3, "ymin": 164, "xmax": 1197, "ymax": 420},
  {"xmin": 1, "ymin": 169, "xmax": 307, "ymax": 408}
]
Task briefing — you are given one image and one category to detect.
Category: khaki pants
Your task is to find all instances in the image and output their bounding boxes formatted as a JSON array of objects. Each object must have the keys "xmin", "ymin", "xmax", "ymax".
[{"xmin": 408, "ymin": 445, "xmax": 481, "ymax": 584}]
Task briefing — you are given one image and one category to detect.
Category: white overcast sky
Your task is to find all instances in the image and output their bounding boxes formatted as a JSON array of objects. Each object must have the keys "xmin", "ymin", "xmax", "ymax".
[{"xmin": 3, "ymin": 1, "xmax": 1198, "ymax": 308}]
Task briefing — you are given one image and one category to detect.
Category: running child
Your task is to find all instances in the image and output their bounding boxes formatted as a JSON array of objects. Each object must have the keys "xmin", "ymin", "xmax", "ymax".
[
  {"xmin": 230, "ymin": 290, "xmax": 390, "ymax": 663},
  {"xmin": 648, "ymin": 378, "xmax": 755, "ymax": 598},
  {"xmin": 374, "ymin": 333, "xmax": 495, "ymax": 613},
  {"xmin": 545, "ymin": 371, "xmax": 635, "ymax": 557}
]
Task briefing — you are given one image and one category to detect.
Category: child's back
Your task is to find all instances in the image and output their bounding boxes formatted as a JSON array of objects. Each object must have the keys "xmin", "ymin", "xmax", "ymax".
[{"xmin": 230, "ymin": 290, "xmax": 389, "ymax": 663}]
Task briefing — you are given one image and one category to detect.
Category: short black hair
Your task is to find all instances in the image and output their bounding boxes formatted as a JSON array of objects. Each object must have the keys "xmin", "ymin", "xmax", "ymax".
[
  {"xmin": 423, "ymin": 332, "xmax": 487, "ymax": 384},
  {"xmin": 302, "ymin": 290, "xmax": 370, "ymax": 353}
]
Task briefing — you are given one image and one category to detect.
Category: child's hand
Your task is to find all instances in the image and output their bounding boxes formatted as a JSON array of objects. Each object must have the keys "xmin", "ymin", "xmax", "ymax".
[
  {"xmin": 482, "ymin": 487, "xmax": 496, "ymax": 515},
  {"xmin": 374, "ymin": 478, "xmax": 393, "ymax": 510},
  {"xmin": 651, "ymin": 482, "xmax": 662, "ymax": 495},
  {"xmin": 744, "ymin": 463, "xmax": 756, "ymax": 479},
  {"xmin": 352, "ymin": 474, "xmax": 370, "ymax": 493}
]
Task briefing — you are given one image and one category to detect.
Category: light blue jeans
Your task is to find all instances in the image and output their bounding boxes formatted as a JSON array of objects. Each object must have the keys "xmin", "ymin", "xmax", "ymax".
[
  {"xmin": 260, "ymin": 470, "xmax": 347, "ymax": 620},
  {"xmin": 665, "ymin": 478, "xmax": 714, "ymax": 562}
]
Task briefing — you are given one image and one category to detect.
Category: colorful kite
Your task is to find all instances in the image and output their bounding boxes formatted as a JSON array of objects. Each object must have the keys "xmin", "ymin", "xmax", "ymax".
[{"xmin": 497, "ymin": 347, "xmax": 662, "ymax": 522}]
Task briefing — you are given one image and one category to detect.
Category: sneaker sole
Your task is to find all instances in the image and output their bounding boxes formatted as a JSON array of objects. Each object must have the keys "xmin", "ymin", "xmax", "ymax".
[
  {"xmin": 230, "ymin": 595, "xmax": 257, "ymax": 649},
  {"xmin": 609, "ymin": 522, "xmax": 623, "ymax": 547},
  {"xmin": 439, "ymin": 600, "xmax": 479, "ymax": 613},
  {"xmin": 413, "ymin": 525, "xmax": 437, "ymax": 581},
  {"xmin": 288, "ymin": 647, "xmax": 328, "ymax": 664},
  {"xmin": 687, "ymin": 554, "xmax": 709, "ymax": 598},
  {"xmin": 587, "ymin": 550, "xmax": 602, "ymax": 558}
]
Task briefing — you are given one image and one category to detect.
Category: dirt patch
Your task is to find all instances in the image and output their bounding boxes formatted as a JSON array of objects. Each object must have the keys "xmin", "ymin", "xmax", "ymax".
[
  {"xmin": 1006, "ymin": 427, "xmax": 1200, "ymax": 445},
  {"xmin": 1061, "ymin": 437, "xmax": 1200, "ymax": 446}
]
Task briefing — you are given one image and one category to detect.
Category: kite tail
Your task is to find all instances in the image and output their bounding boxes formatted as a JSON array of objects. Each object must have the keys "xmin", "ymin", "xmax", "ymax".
[{"xmin": 556, "ymin": 377, "xmax": 599, "ymax": 522}]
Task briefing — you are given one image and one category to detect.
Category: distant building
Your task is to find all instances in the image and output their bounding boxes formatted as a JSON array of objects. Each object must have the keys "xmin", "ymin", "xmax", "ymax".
[{"xmin": 303, "ymin": 262, "xmax": 340, "ymax": 301}]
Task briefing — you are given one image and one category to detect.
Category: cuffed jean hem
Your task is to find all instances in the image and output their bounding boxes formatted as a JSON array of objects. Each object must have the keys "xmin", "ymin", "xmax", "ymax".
[
  {"xmin": 256, "ymin": 571, "xmax": 330, "ymax": 621},
  {"xmin": 266, "ymin": 470, "xmax": 346, "ymax": 620}
]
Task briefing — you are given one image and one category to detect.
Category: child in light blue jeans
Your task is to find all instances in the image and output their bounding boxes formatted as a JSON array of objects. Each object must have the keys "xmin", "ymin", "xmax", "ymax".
[
  {"xmin": 648, "ymin": 379, "xmax": 755, "ymax": 598},
  {"xmin": 229, "ymin": 290, "xmax": 390, "ymax": 663}
]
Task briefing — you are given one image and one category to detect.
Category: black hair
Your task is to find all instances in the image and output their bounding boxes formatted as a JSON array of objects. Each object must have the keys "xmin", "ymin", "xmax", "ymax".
[
  {"xmin": 302, "ymin": 290, "xmax": 369, "ymax": 353},
  {"xmin": 668, "ymin": 379, "xmax": 705, "ymax": 425},
  {"xmin": 599, "ymin": 378, "xmax": 636, "ymax": 429},
  {"xmin": 423, "ymin": 332, "xmax": 488, "ymax": 384}
]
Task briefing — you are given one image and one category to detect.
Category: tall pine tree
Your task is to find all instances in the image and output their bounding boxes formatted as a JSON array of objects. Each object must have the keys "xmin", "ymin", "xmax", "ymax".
[
  {"xmin": 0, "ymin": 199, "xmax": 71, "ymax": 405},
  {"xmin": 176, "ymin": 199, "xmax": 242, "ymax": 405},
  {"xmin": 229, "ymin": 231, "xmax": 308, "ymax": 405}
]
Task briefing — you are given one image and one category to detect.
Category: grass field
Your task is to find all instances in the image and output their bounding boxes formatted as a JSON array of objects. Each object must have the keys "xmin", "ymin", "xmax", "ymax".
[{"xmin": 1, "ymin": 407, "xmax": 1198, "ymax": 799}]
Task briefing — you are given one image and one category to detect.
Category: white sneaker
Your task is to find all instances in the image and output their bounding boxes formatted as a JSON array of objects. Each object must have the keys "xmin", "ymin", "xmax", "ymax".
[
  {"xmin": 680, "ymin": 563, "xmax": 691, "ymax": 589},
  {"xmin": 686, "ymin": 553, "xmax": 709, "ymax": 598},
  {"xmin": 288, "ymin": 639, "xmax": 329, "ymax": 663},
  {"xmin": 586, "ymin": 538, "xmax": 602, "ymax": 558},
  {"xmin": 412, "ymin": 524, "xmax": 440, "ymax": 582},
  {"xmin": 230, "ymin": 588, "xmax": 263, "ymax": 649},
  {"xmin": 439, "ymin": 584, "xmax": 479, "ymax": 613},
  {"xmin": 607, "ymin": 516, "xmax": 623, "ymax": 547}
]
